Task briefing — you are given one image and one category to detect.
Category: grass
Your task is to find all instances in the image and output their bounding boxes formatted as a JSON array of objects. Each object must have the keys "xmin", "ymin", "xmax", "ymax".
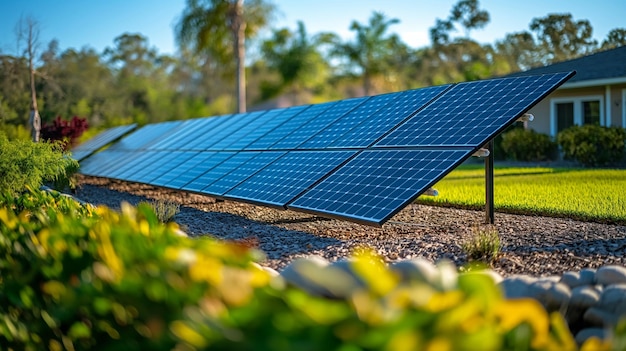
[
  {"xmin": 461, "ymin": 225, "xmax": 501, "ymax": 263},
  {"xmin": 418, "ymin": 164, "xmax": 626, "ymax": 224}
]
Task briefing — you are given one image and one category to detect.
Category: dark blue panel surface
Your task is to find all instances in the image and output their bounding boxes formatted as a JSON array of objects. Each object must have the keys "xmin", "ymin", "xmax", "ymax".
[
  {"xmin": 221, "ymin": 109, "xmax": 289, "ymax": 150},
  {"xmin": 300, "ymin": 93, "xmax": 400, "ymax": 149},
  {"xmin": 155, "ymin": 151, "xmax": 235, "ymax": 189},
  {"xmin": 267, "ymin": 102, "xmax": 336, "ymax": 149},
  {"xmin": 245, "ymin": 105, "xmax": 310, "ymax": 150},
  {"xmin": 202, "ymin": 111, "xmax": 267, "ymax": 150},
  {"xmin": 271, "ymin": 97, "xmax": 367, "ymax": 150},
  {"xmin": 110, "ymin": 151, "xmax": 163, "ymax": 180},
  {"xmin": 225, "ymin": 150, "xmax": 356, "ymax": 207},
  {"xmin": 149, "ymin": 117, "xmax": 229, "ymax": 150},
  {"xmin": 330, "ymin": 85, "xmax": 451, "ymax": 148},
  {"xmin": 289, "ymin": 149, "xmax": 470, "ymax": 226},
  {"xmin": 201, "ymin": 151, "xmax": 285, "ymax": 196},
  {"xmin": 376, "ymin": 72, "xmax": 574, "ymax": 147},
  {"xmin": 127, "ymin": 151, "xmax": 198, "ymax": 184},
  {"xmin": 107, "ymin": 121, "xmax": 183, "ymax": 151},
  {"xmin": 79, "ymin": 150, "xmax": 144, "ymax": 177},
  {"xmin": 181, "ymin": 151, "xmax": 246, "ymax": 192},
  {"xmin": 72, "ymin": 124, "xmax": 136, "ymax": 161}
]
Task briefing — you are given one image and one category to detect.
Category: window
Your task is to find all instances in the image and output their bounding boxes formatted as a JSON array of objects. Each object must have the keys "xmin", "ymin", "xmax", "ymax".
[{"xmin": 550, "ymin": 96, "xmax": 604, "ymax": 135}]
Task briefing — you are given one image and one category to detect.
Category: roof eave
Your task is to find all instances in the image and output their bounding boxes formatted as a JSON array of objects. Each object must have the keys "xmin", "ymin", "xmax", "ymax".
[{"xmin": 561, "ymin": 76, "xmax": 626, "ymax": 89}]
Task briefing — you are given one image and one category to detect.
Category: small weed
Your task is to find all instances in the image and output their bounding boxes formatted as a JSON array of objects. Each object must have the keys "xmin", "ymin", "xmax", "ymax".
[
  {"xmin": 461, "ymin": 225, "xmax": 501, "ymax": 263},
  {"xmin": 139, "ymin": 199, "xmax": 180, "ymax": 223}
]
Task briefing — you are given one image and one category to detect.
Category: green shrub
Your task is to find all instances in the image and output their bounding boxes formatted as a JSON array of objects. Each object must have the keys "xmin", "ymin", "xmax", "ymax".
[
  {"xmin": 139, "ymin": 199, "xmax": 180, "ymax": 223},
  {"xmin": 0, "ymin": 190, "xmax": 267, "ymax": 350},
  {"xmin": 557, "ymin": 125, "xmax": 626, "ymax": 167},
  {"xmin": 0, "ymin": 123, "xmax": 30, "ymax": 141},
  {"xmin": 0, "ymin": 190, "xmax": 620, "ymax": 350},
  {"xmin": 0, "ymin": 133, "xmax": 79, "ymax": 195},
  {"xmin": 501, "ymin": 128, "xmax": 557, "ymax": 162}
]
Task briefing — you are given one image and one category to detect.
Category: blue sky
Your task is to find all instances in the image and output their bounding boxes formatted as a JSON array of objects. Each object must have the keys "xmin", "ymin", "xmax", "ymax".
[{"xmin": 1, "ymin": 0, "xmax": 624, "ymax": 56}]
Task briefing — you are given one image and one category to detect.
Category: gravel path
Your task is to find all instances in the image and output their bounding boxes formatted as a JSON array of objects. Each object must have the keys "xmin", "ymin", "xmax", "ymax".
[{"xmin": 75, "ymin": 175, "xmax": 626, "ymax": 277}]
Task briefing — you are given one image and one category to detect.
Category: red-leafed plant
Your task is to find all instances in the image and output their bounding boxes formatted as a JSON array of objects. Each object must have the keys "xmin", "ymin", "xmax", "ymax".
[{"xmin": 41, "ymin": 116, "xmax": 89, "ymax": 150}]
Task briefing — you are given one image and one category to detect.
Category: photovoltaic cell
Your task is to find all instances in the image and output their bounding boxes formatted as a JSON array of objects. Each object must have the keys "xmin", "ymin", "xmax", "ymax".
[
  {"xmin": 272, "ymin": 97, "xmax": 367, "ymax": 150},
  {"xmin": 149, "ymin": 117, "xmax": 230, "ymax": 150},
  {"xmin": 125, "ymin": 151, "xmax": 198, "ymax": 184},
  {"xmin": 201, "ymin": 151, "xmax": 285, "ymax": 196},
  {"xmin": 289, "ymin": 149, "xmax": 470, "ymax": 226},
  {"xmin": 181, "ymin": 151, "xmax": 247, "ymax": 192},
  {"xmin": 221, "ymin": 109, "xmax": 289, "ymax": 150},
  {"xmin": 330, "ymin": 85, "xmax": 452, "ymax": 148},
  {"xmin": 225, "ymin": 150, "xmax": 356, "ymax": 207},
  {"xmin": 107, "ymin": 121, "xmax": 183, "ymax": 151},
  {"xmin": 156, "ymin": 151, "xmax": 235, "ymax": 189},
  {"xmin": 243, "ymin": 105, "xmax": 310, "ymax": 150},
  {"xmin": 267, "ymin": 102, "xmax": 337, "ymax": 149},
  {"xmin": 71, "ymin": 124, "xmax": 136, "ymax": 161},
  {"xmin": 301, "ymin": 93, "xmax": 402, "ymax": 149},
  {"xmin": 202, "ymin": 111, "xmax": 268, "ymax": 150},
  {"xmin": 376, "ymin": 72, "xmax": 574, "ymax": 148}
]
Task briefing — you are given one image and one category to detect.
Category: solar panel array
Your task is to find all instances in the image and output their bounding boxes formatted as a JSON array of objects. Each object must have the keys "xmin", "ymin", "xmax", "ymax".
[
  {"xmin": 71, "ymin": 124, "xmax": 137, "ymax": 161},
  {"xmin": 78, "ymin": 72, "xmax": 574, "ymax": 226}
]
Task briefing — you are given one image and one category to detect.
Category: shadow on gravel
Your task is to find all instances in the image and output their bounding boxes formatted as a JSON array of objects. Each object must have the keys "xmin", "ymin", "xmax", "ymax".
[{"xmin": 76, "ymin": 185, "xmax": 343, "ymax": 260}]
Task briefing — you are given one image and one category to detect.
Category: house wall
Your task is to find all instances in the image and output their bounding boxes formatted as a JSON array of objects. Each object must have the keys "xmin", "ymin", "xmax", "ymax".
[{"xmin": 525, "ymin": 84, "xmax": 626, "ymax": 136}]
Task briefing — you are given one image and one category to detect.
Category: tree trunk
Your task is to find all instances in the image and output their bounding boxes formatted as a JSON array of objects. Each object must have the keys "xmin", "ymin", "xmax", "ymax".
[
  {"xmin": 233, "ymin": 0, "xmax": 246, "ymax": 113},
  {"xmin": 29, "ymin": 40, "xmax": 40, "ymax": 142}
]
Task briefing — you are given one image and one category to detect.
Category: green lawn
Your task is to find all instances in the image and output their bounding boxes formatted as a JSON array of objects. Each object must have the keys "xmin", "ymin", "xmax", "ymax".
[{"xmin": 418, "ymin": 164, "xmax": 626, "ymax": 224}]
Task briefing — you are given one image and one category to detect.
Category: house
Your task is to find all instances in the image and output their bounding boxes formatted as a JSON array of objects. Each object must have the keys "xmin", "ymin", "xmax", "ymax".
[{"xmin": 504, "ymin": 45, "xmax": 626, "ymax": 136}]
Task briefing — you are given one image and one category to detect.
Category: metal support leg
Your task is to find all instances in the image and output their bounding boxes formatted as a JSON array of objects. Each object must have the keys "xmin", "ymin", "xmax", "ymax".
[{"xmin": 485, "ymin": 139, "xmax": 494, "ymax": 224}]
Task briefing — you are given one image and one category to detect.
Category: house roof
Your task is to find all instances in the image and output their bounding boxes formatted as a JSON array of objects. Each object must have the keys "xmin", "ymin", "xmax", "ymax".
[{"xmin": 504, "ymin": 45, "xmax": 626, "ymax": 88}]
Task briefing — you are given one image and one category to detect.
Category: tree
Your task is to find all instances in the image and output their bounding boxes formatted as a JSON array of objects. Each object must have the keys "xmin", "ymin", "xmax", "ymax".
[
  {"xmin": 529, "ymin": 13, "xmax": 597, "ymax": 64},
  {"xmin": 15, "ymin": 16, "xmax": 42, "ymax": 142},
  {"xmin": 495, "ymin": 31, "xmax": 540, "ymax": 71},
  {"xmin": 449, "ymin": 0, "xmax": 490, "ymax": 38},
  {"xmin": 601, "ymin": 28, "xmax": 626, "ymax": 50},
  {"xmin": 177, "ymin": 0, "xmax": 275, "ymax": 113},
  {"xmin": 333, "ymin": 11, "xmax": 405, "ymax": 96},
  {"xmin": 261, "ymin": 21, "xmax": 335, "ymax": 101}
]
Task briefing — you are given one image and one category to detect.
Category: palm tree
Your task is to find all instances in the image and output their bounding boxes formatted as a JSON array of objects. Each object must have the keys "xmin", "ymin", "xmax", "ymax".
[
  {"xmin": 177, "ymin": 0, "xmax": 275, "ymax": 113},
  {"xmin": 333, "ymin": 12, "xmax": 404, "ymax": 96}
]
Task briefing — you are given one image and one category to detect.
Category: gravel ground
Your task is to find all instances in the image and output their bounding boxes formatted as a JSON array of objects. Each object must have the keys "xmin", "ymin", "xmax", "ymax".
[{"xmin": 75, "ymin": 175, "xmax": 626, "ymax": 277}]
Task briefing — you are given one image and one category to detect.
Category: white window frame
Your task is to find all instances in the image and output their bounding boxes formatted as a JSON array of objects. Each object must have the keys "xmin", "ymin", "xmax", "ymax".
[
  {"xmin": 622, "ymin": 89, "xmax": 626, "ymax": 128},
  {"xmin": 550, "ymin": 95, "xmax": 604, "ymax": 136}
]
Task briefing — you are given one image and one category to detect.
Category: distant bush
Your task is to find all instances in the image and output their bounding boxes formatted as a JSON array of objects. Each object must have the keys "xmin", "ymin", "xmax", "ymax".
[
  {"xmin": 41, "ymin": 115, "xmax": 89, "ymax": 150},
  {"xmin": 557, "ymin": 125, "xmax": 626, "ymax": 167},
  {"xmin": 501, "ymin": 128, "xmax": 557, "ymax": 162},
  {"xmin": 0, "ymin": 133, "xmax": 79, "ymax": 195},
  {"xmin": 0, "ymin": 123, "xmax": 30, "ymax": 141},
  {"xmin": 462, "ymin": 225, "xmax": 501, "ymax": 263}
]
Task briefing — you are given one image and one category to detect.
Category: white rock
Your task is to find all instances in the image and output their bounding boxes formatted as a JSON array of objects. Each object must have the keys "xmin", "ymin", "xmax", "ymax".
[
  {"xmin": 596, "ymin": 265, "xmax": 626, "ymax": 286},
  {"xmin": 597, "ymin": 284, "xmax": 626, "ymax": 315},
  {"xmin": 579, "ymin": 268, "xmax": 597, "ymax": 285},
  {"xmin": 390, "ymin": 258, "xmax": 438, "ymax": 285},
  {"xmin": 528, "ymin": 280, "xmax": 571, "ymax": 312},
  {"xmin": 499, "ymin": 275, "xmax": 536, "ymax": 299},
  {"xmin": 560, "ymin": 271, "xmax": 582, "ymax": 289},
  {"xmin": 280, "ymin": 256, "xmax": 333, "ymax": 297},
  {"xmin": 434, "ymin": 259, "xmax": 458, "ymax": 291},
  {"xmin": 584, "ymin": 307, "xmax": 620, "ymax": 327}
]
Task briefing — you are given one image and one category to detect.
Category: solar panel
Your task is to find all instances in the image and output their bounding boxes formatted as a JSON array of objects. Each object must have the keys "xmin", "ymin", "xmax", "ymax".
[
  {"xmin": 329, "ymin": 85, "xmax": 451, "ymax": 148},
  {"xmin": 225, "ymin": 150, "xmax": 357, "ymax": 207},
  {"xmin": 376, "ymin": 73, "xmax": 573, "ymax": 148},
  {"xmin": 271, "ymin": 97, "xmax": 367, "ymax": 150},
  {"xmin": 201, "ymin": 151, "xmax": 286, "ymax": 196},
  {"xmin": 71, "ymin": 124, "xmax": 136, "ymax": 161},
  {"xmin": 299, "ymin": 93, "xmax": 400, "ymax": 149},
  {"xmin": 77, "ymin": 71, "xmax": 575, "ymax": 226},
  {"xmin": 221, "ymin": 108, "xmax": 289, "ymax": 150},
  {"xmin": 180, "ymin": 151, "xmax": 242, "ymax": 192},
  {"xmin": 288, "ymin": 149, "xmax": 470, "ymax": 226},
  {"xmin": 201, "ymin": 111, "xmax": 267, "ymax": 150},
  {"xmin": 152, "ymin": 151, "xmax": 234, "ymax": 189},
  {"xmin": 245, "ymin": 105, "xmax": 312, "ymax": 150},
  {"xmin": 149, "ymin": 117, "xmax": 230, "ymax": 150},
  {"xmin": 107, "ymin": 121, "xmax": 183, "ymax": 151}
]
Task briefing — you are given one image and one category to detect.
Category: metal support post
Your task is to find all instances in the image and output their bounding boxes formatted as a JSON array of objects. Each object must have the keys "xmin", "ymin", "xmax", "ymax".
[{"xmin": 485, "ymin": 139, "xmax": 494, "ymax": 224}]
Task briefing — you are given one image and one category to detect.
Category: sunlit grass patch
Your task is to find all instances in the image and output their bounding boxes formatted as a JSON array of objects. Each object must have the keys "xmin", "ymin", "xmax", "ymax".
[{"xmin": 419, "ymin": 165, "xmax": 626, "ymax": 224}]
